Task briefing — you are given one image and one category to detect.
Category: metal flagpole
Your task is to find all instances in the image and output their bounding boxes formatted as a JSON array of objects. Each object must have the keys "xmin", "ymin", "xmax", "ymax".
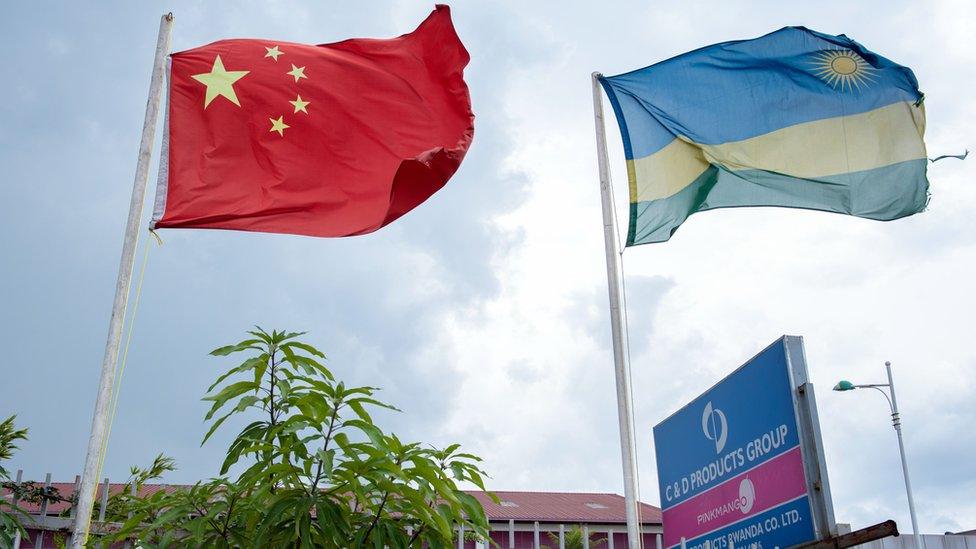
[
  {"xmin": 592, "ymin": 72, "xmax": 642, "ymax": 549},
  {"xmin": 70, "ymin": 13, "xmax": 173, "ymax": 548}
]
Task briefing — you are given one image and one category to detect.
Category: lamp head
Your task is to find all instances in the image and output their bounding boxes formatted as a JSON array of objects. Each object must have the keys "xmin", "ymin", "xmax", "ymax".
[{"xmin": 833, "ymin": 380, "xmax": 856, "ymax": 392}]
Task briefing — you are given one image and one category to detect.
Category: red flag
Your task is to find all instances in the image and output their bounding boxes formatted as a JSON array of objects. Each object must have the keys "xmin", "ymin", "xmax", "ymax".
[{"xmin": 150, "ymin": 5, "xmax": 473, "ymax": 237}]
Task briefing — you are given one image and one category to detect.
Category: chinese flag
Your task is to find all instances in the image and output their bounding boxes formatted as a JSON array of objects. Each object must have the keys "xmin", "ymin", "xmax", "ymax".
[{"xmin": 150, "ymin": 5, "xmax": 473, "ymax": 237}]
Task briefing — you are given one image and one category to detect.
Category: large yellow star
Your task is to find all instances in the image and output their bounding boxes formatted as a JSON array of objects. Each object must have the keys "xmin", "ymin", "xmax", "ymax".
[
  {"xmin": 191, "ymin": 55, "xmax": 249, "ymax": 108},
  {"xmin": 287, "ymin": 64, "xmax": 307, "ymax": 83},
  {"xmin": 269, "ymin": 115, "xmax": 290, "ymax": 136},
  {"xmin": 290, "ymin": 95, "xmax": 310, "ymax": 114},
  {"xmin": 264, "ymin": 45, "xmax": 284, "ymax": 61}
]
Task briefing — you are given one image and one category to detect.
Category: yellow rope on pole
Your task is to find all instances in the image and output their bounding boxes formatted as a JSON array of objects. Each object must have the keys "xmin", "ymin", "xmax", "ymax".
[{"xmin": 82, "ymin": 229, "xmax": 160, "ymax": 544}]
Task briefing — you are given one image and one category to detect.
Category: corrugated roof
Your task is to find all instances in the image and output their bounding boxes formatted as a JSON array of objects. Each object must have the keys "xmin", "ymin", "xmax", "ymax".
[
  {"xmin": 468, "ymin": 491, "xmax": 661, "ymax": 524},
  {"xmin": 2, "ymin": 482, "xmax": 177, "ymax": 515},
  {"xmin": 4, "ymin": 483, "xmax": 661, "ymax": 525}
]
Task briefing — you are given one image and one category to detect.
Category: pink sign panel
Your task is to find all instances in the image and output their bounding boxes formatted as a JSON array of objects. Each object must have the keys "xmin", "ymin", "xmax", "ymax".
[{"xmin": 662, "ymin": 445, "xmax": 808, "ymax": 547}]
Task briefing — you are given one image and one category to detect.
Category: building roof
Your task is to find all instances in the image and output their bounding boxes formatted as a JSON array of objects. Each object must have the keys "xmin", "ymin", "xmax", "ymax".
[
  {"xmin": 469, "ymin": 490, "xmax": 661, "ymax": 525},
  {"xmin": 4, "ymin": 483, "xmax": 662, "ymax": 525},
  {"xmin": 3, "ymin": 481, "xmax": 177, "ymax": 516}
]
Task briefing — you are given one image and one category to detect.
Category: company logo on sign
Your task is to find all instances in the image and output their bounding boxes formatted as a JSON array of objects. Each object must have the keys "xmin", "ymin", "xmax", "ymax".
[
  {"xmin": 692, "ymin": 477, "xmax": 759, "ymax": 528},
  {"xmin": 738, "ymin": 478, "xmax": 755, "ymax": 514},
  {"xmin": 702, "ymin": 401, "xmax": 728, "ymax": 454}
]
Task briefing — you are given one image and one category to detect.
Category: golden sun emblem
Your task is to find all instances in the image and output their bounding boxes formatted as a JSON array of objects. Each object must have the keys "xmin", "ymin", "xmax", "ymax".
[{"xmin": 811, "ymin": 49, "xmax": 877, "ymax": 91}]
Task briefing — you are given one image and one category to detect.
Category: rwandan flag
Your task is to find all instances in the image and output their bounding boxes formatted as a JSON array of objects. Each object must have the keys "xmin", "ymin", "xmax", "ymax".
[{"xmin": 600, "ymin": 28, "xmax": 928, "ymax": 245}]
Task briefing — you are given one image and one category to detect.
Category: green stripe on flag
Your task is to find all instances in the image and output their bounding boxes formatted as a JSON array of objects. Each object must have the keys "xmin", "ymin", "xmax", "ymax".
[{"xmin": 629, "ymin": 159, "xmax": 928, "ymax": 246}]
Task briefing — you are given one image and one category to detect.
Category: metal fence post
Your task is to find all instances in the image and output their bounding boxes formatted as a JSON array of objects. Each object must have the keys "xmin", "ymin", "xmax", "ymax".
[{"xmin": 12, "ymin": 470, "xmax": 23, "ymax": 549}]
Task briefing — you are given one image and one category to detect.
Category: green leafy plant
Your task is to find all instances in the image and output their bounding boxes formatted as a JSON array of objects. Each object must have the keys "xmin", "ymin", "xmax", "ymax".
[
  {"xmin": 544, "ymin": 524, "xmax": 607, "ymax": 549},
  {"xmin": 0, "ymin": 415, "xmax": 30, "ymax": 547},
  {"xmin": 98, "ymin": 328, "xmax": 493, "ymax": 548},
  {"xmin": 5, "ymin": 481, "xmax": 69, "ymax": 507},
  {"xmin": 92, "ymin": 453, "xmax": 176, "ymax": 523}
]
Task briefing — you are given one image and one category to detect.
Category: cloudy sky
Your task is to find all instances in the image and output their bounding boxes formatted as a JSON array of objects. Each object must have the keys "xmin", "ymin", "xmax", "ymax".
[{"xmin": 2, "ymin": 0, "xmax": 974, "ymax": 536}]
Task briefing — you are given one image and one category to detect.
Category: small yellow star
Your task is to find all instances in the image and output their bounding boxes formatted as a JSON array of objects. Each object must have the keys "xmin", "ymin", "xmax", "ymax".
[
  {"xmin": 264, "ymin": 45, "xmax": 284, "ymax": 61},
  {"xmin": 191, "ymin": 55, "xmax": 249, "ymax": 108},
  {"xmin": 269, "ymin": 115, "xmax": 290, "ymax": 136},
  {"xmin": 287, "ymin": 64, "xmax": 307, "ymax": 83},
  {"xmin": 290, "ymin": 95, "xmax": 310, "ymax": 114}
]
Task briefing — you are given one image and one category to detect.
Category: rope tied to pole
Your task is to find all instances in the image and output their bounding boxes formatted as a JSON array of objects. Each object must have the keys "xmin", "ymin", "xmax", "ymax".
[{"xmin": 82, "ymin": 227, "xmax": 161, "ymax": 543}]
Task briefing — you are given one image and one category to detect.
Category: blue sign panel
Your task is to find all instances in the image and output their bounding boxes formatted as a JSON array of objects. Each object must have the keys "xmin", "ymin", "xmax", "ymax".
[{"xmin": 653, "ymin": 337, "xmax": 825, "ymax": 549}]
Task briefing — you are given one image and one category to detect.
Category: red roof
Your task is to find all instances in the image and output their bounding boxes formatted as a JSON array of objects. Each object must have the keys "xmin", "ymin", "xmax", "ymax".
[
  {"xmin": 3, "ymin": 482, "xmax": 177, "ymax": 516},
  {"xmin": 5, "ymin": 483, "xmax": 661, "ymax": 525},
  {"xmin": 468, "ymin": 491, "xmax": 661, "ymax": 524}
]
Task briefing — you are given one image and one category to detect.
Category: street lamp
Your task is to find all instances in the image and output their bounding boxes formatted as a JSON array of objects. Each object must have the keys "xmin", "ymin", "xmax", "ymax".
[{"xmin": 833, "ymin": 361, "xmax": 922, "ymax": 549}]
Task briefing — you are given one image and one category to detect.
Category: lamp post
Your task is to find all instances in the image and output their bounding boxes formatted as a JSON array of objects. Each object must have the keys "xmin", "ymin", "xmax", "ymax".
[{"xmin": 833, "ymin": 362, "xmax": 922, "ymax": 549}]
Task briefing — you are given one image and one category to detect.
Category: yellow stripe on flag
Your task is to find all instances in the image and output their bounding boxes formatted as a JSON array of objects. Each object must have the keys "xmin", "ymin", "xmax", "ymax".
[
  {"xmin": 629, "ymin": 100, "xmax": 926, "ymax": 203},
  {"xmin": 626, "ymin": 138, "xmax": 711, "ymax": 203}
]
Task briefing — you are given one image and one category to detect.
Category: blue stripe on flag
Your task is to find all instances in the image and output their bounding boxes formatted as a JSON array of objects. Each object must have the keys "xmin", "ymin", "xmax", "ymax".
[{"xmin": 601, "ymin": 27, "xmax": 922, "ymax": 159}]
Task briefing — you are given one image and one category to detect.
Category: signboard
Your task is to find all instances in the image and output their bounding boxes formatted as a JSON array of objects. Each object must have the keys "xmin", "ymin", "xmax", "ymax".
[{"xmin": 653, "ymin": 336, "xmax": 835, "ymax": 549}]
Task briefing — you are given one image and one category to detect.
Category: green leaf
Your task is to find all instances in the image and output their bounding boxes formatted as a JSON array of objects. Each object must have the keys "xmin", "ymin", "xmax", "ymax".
[
  {"xmin": 463, "ymin": 468, "xmax": 489, "ymax": 492},
  {"xmin": 316, "ymin": 449, "xmax": 335, "ymax": 480},
  {"xmin": 235, "ymin": 395, "xmax": 261, "ymax": 413},
  {"xmin": 457, "ymin": 491, "xmax": 486, "ymax": 523},
  {"xmin": 276, "ymin": 379, "xmax": 292, "ymax": 399},
  {"xmin": 288, "ymin": 375, "xmax": 336, "ymax": 397},
  {"xmin": 247, "ymin": 328, "xmax": 273, "ymax": 344},
  {"xmin": 450, "ymin": 462, "xmax": 464, "ymax": 480},
  {"xmin": 280, "ymin": 341, "xmax": 325, "ymax": 358},
  {"xmin": 210, "ymin": 339, "xmax": 262, "ymax": 356},
  {"xmin": 343, "ymin": 419, "xmax": 386, "ymax": 450},
  {"xmin": 202, "ymin": 381, "xmax": 259, "ymax": 419},
  {"xmin": 347, "ymin": 401, "xmax": 372, "ymax": 424},
  {"xmin": 348, "ymin": 396, "xmax": 401, "ymax": 413}
]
